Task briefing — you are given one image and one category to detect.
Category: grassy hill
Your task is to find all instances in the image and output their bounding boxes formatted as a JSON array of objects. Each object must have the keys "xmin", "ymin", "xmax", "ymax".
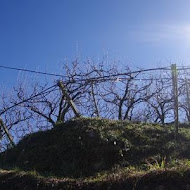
[{"xmin": 1, "ymin": 118, "xmax": 190, "ymax": 189}]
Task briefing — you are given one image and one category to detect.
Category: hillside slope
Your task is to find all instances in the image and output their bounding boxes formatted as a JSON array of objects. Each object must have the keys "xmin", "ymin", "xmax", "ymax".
[
  {"xmin": 1, "ymin": 118, "xmax": 190, "ymax": 189},
  {"xmin": 1, "ymin": 118, "xmax": 190, "ymax": 177}
]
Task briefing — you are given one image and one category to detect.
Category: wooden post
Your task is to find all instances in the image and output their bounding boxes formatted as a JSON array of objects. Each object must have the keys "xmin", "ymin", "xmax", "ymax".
[
  {"xmin": 91, "ymin": 82, "xmax": 100, "ymax": 117},
  {"xmin": 171, "ymin": 64, "xmax": 179, "ymax": 135},
  {"xmin": 185, "ymin": 79, "xmax": 190, "ymax": 123},
  {"xmin": 0, "ymin": 118, "xmax": 15, "ymax": 147},
  {"xmin": 57, "ymin": 80, "xmax": 81, "ymax": 118}
]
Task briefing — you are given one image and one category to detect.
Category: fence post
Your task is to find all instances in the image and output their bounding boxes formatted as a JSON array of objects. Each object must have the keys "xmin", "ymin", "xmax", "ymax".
[
  {"xmin": 57, "ymin": 80, "xmax": 81, "ymax": 118},
  {"xmin": 171, "ymin": 64, "xmax": 179, "ymax": 136},
  {"xmin": 185, "ymin": 79, "xmax": 190, "ymax": 123},
  {"xmin": 0, "ymin": 118, "xmax": 15, "ymax": 147},
  {"xmin": 91, "ymin": 82, "xmax": 100, "ymax": 117}
]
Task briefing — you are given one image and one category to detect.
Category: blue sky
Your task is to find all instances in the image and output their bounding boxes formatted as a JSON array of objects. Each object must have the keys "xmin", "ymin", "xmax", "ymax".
[{"xmin": 1, "ymin": 0, "xmax": 190, "ymax": 87}]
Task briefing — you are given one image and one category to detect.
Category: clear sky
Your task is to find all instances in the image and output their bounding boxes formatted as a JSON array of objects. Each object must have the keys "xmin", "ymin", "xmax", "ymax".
[{"xmin": 1, "ymin": 0, "xmax": 190, "ymax": 87}]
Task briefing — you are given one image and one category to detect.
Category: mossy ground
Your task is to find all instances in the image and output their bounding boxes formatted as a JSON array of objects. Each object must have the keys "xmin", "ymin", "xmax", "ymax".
[
  {"xmin": 1, "ymin": 167, "xmax": 190, "ymax": 190},
  {"xmin": 1, "ymin": 118, "xmax": 190, "ymax": 189}
]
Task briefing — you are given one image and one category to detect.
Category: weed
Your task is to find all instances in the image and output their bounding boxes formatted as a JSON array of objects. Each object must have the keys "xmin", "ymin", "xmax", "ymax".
[{"xmin": 145, "ymin": 156, "xmax": 166, "ymax": 170}]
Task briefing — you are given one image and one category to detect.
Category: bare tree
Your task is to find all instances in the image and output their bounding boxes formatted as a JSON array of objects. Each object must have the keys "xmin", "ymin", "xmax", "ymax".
[
  {"xmin": 100, "ymin": 66, "xmax": 154, "ymax": 120},
  {"xmin": 2, "ymin": 59, "xmax": 188, "ymax": 151},
  {"xmin": 178, "ymin": 78, "xmax": 190, "ymax": 123},
  {"xmin": 145, "ymin": 76, "xmax": 173, "ymax": 125}
]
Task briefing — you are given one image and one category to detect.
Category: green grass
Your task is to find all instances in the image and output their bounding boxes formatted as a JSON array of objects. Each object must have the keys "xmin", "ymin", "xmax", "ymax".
[
  {"xmin": 1, "ymin": 118, "xmax": 190, "ymax": 176},
  {"xmin": 1, "ymin": 166, "xmax": 190, "ymax": 190},
  {"xmin": 1, "ymin": 118, "xmax": 190, "ymax": 189}
]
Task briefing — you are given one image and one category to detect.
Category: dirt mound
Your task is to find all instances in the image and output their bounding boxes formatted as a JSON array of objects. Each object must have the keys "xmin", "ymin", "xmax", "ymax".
[
  {"xmin": 1, "ymin": 118, "xmax": 190, "ymax": 178},
  {"xmin": 0, "ymin": 118, "xmax": 129, "ymax": 177}
]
